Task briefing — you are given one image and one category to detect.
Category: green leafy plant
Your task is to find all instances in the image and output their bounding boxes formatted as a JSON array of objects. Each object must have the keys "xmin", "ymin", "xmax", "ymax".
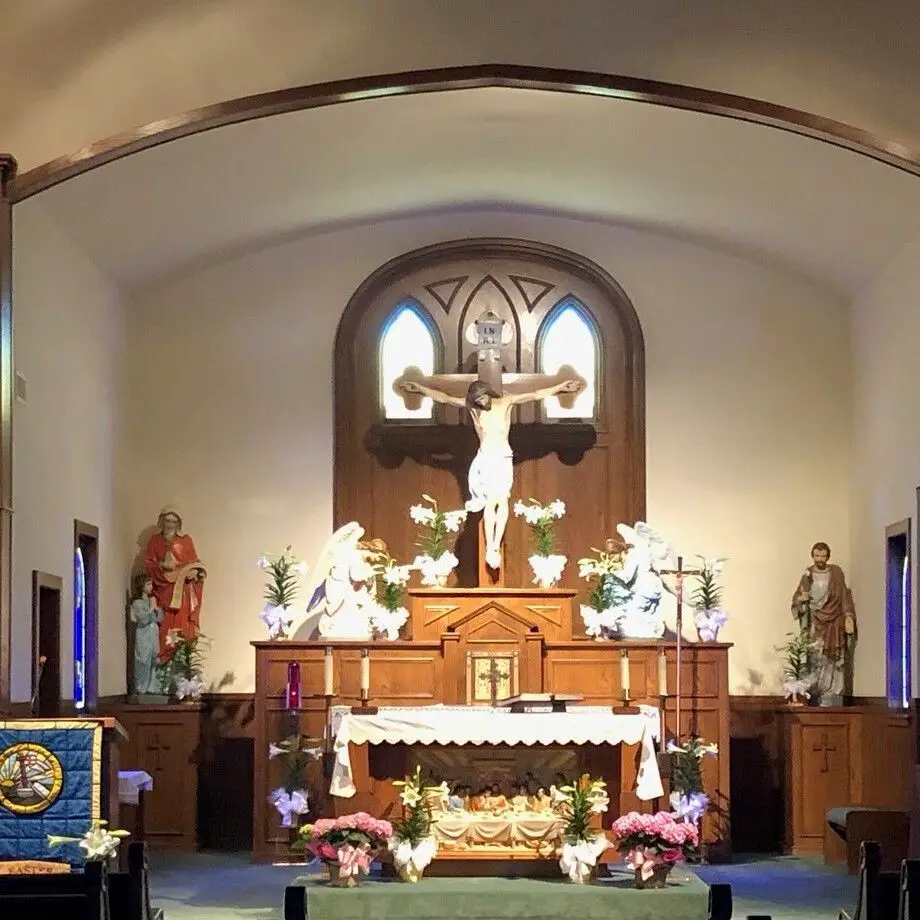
[
  {"xmin": 556, "ymin": 773, "xmax": 609, "ymax": 844},
  {"xmin": 269, "ymin": 734, "xmax": 322, "ymax": 793},
  {"xmin": 668, "ymin": 736, "xmax": 718, "ymax": 796},
  {"xmin": 578, "ymin": 547, "xmax": 629, "ymax": 610},
  {"xmin": 391, "ymin": 765, "xmax": 444, "ymax": 847},
  {"xmin": 512, "ymin": 498, "xmax": 566, "ymax": 556},
  {"xmin": 775, "ymin": 626, "xmax": 814, "ymax": 681},
  {"xmin": 258, "ymin": 545, "xmax": 306, "ymax": 608},
  {"xmin": 690, "ymin": 556, "xmax": 726, "ymax": 611},
  {"xmin": 162, "ymin": 631, "xmax": 206, "ymax": 682},
  {"xmin": 374, "ymin": 555, "xmax": 412, "ymax": 612},
  {"xmin": 410, "ymin": 495, "xmax": 467, "ymax": 560}
]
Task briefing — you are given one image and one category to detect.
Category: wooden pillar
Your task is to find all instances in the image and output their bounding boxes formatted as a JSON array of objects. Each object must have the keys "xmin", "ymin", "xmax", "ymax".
[{"xmin": 0, "ymin": 154, "xmax": 16, "ymax": 715}]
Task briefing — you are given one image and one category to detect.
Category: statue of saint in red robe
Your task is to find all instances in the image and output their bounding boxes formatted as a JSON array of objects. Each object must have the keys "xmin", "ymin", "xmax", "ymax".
[{"xmin": 145, "ymin": 506, "xmax": 207, "ymax": 659}]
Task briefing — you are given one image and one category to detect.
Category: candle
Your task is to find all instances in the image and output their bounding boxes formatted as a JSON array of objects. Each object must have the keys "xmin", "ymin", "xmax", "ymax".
[
  {"xmin": 360, "ymin": 649, "xmax": 371, "ymax": 694},
  {"xmin": 286, "ymin": 662, "xmax": 301, "ymax": 709},
  {"xmin": 658, "ymin": 652, "xmax": 668, "ymax": 697},
  {"xmin": 619, "ymin": 651, "xmax": 630, "ymax": 696},
  {"xmin": 323, "ymin": 647, "xmax": 334, "ymax": 696}
]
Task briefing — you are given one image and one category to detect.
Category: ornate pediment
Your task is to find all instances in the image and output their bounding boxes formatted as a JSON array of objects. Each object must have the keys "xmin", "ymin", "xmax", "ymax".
[{"xmin": 447, "ymin": 601, "xmax": 541, "ymax": 639}]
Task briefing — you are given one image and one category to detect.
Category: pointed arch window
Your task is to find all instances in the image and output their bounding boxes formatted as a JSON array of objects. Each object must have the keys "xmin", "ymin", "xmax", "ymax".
[
  {"xmin": 380, "ymin": 302, "xmax": 436, "ymax": 419},
  {"xmin": 538, "ymin": 300, "xmax": 598, "ymax": 419}
]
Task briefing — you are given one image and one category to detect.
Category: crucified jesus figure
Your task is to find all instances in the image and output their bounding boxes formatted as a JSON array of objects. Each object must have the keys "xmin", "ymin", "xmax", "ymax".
[{"xmin": 394, "ymin": 366, "xmax": 585, "ymax": 571}]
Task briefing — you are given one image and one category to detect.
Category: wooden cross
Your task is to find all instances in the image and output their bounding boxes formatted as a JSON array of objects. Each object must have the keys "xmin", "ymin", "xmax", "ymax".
[
  {"xmin": 658, "ymin": 556, "xmax": 704, "ymax": 743},
  {"xmin": 144, "ymin": 731, "xmax": 172, "ymax": 773},
  {"xmin": 812, "ymin": 732, "xmax": 836, "ymax": 773},
  {"xmin": 487, "ymin": 658, "xmax": 511, "ymax": 707}
]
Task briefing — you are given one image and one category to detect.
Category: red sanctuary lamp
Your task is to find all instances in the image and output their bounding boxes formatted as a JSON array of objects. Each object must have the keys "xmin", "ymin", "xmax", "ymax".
[{"xmin": 286, "ymin": 662, "xmax": 302, "ymax": 710}]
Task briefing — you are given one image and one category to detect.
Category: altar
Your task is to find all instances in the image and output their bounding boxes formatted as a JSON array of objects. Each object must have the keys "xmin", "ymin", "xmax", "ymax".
[
  {"xmin": 324, "ymin": 703, "xmax": 663, "ymax": 863},
  {"xmin": 251, "ymin": 621, "xmax": 731, "ymax": 863},
  {"xmin": 329, "ymin": 704, "xmax": 663, "ymax": 801}
]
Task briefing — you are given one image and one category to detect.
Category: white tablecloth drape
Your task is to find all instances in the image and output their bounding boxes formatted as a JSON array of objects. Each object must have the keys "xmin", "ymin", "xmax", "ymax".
[
  {"xmin": 329, "ymin": 705, "xmax": 663, "ymax": 801},
  {"xmin": 117, "ymin": 770, "xmax": 153, "ymax": 804}
]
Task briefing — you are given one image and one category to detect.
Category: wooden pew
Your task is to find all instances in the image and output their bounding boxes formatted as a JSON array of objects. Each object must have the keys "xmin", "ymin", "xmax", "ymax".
[
  {"xmin": 826, "ymin": 807, "xmax": 910, "ymax": 874},
  {"xmin": 709, "ymin": 882, "xmax": 733, "ymax": 920},
  {"xmin": 839, "ymin": 841, "xmax": 900, "ymax": 920},
  {"xmin": 110, "ymin": 841, "xmax": 162, "ymax": 920},
  {"xmin": 898, "ymin": 859, "xmax": 920, "ymax": 920},
  {"xmin": 0, "ymin": 859, "xmax": 107, "ymax": 919},
  {"xmin": 0, "ymin": 842, "xmax": 160, "ymax": 920}
]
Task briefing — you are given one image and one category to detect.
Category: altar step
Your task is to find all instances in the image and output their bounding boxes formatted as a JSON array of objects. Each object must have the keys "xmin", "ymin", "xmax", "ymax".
[{"xmin": 286, "ymin": 870, "xmax": 713, "ymax": 920}]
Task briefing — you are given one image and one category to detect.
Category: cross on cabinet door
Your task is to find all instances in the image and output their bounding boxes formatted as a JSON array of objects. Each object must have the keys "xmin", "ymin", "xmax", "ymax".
[
  {"xmin": 812, "ymin": 731, "xmax": 837, "ymax": 774},
  {"xmin": 142, "ymin": 730, "xmax": 173, "ymax": 774},
  {"xmin": 133, "ymin": 721, "xmax": 197, "ymax": 841}
]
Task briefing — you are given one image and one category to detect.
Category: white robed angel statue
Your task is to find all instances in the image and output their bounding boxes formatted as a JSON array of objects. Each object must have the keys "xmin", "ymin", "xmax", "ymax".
[
  {"xmin": 610, "ymin": 522, "xmax": 674, "ymax": 639},
  {"xmin": 289, "ymin": 523, "xmax": 380, "ymax": 641}
]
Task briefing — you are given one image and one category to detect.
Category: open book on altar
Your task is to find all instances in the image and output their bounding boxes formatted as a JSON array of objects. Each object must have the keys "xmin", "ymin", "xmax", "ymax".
[{"xmin": 497, "ymin": 693, "xmax": 584, "ymax": 713}]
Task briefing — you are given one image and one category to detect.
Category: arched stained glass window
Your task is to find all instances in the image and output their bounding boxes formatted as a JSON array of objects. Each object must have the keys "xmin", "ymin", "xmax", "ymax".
[
  {"xmin": 539, "ymin": 301, "xmax": 598, "ymax": 419},
  {"xmin": 380, "ymin": 303, "xmax": 436, "ymax": 419},
  {"xmin": 73, "ymin": 547, "xmax": 86, "ymax": 710}
]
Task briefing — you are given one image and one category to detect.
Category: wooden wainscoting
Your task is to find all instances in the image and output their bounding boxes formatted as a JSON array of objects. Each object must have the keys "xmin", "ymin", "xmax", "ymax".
[
  {"xmin": 730, "ymin": 697, "xmax": 913, "ymax": 853},
  {"xmin": 94, "ymin": 693, "xmax": 913, "ymax": 856}
]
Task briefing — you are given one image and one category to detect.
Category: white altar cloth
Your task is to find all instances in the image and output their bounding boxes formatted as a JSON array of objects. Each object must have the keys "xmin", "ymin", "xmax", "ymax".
[{"xmin": 329, "ymin": 704, "xmax": 663, "ymax": 801}]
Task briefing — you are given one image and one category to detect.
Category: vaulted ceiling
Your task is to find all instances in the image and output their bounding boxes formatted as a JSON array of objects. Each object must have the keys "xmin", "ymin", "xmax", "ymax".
[
  {"xmin": 6, "ymin": 1, "xmax": 920, "ymax": 297},
  {"xmin": 4, "ymin": 0, "xmax": 920, "ymax": 172}
]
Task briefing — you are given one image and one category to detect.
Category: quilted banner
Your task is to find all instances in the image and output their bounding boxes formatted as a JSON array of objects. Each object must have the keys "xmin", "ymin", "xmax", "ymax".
[{"xmin": 0, "ymin": 720, "xmax": 103, "ymax": 864}]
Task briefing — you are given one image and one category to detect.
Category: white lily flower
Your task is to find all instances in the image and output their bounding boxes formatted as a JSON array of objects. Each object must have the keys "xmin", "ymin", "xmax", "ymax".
[
  {"xmin": 399, "ymin": 786, "xmax": 422, "ymax": 807},
  {"xmin": 409, "ymin": 505, "xmax": 436, "ymax": 525}
]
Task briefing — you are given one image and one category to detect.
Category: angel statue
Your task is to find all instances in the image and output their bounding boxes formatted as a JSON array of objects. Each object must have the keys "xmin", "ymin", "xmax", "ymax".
[
  {"xmin": 289, "ymin": 523, "xmax": 382, "ymax": 641},
  {"xmin": 609, "ymin": 522, "xmax": 673, "ymax": 639}
]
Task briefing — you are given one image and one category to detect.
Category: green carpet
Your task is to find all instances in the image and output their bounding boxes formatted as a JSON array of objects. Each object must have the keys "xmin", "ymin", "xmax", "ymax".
[
  {"xmin": 292, "ymin": 869, "xmax": 709, "ymax": 920},
  {"xmin": 146, "ymin": 851, "xmax": 858, "ymax": 919}
]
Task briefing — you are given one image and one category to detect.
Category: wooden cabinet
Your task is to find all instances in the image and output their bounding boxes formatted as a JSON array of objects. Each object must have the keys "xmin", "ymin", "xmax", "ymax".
[
  {"xmin": 780, "ymin": 706, "xmax": 913, "ymax": 856},
  {"xmin": 114, "ymin": 704, "xmax": 202, "ymax": 851},
  {"xmin": 779, "ymin": 709, "xmax": 861, "ymax": 854}
]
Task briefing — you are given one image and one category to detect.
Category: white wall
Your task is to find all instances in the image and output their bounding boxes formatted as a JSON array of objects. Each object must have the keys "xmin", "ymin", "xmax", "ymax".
[
  {"xmin": 850, "ymin": 228, "xmax": 920, "ymax": 697},
  {"xmin": 11, "ymin": 198, "xmax": 127, "ymax": 702},
  {"xmin": 123, "ymin": 209, "xmax": 853, "ymax": 695}
]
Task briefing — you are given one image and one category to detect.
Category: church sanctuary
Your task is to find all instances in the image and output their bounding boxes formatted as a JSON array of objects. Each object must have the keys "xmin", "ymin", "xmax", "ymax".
[{"xmin": 3, "ymin": 2, "xmax": 920, "ymax": 918}]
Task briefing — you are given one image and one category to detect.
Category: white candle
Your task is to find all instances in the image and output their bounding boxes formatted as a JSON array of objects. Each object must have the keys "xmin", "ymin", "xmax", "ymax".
[
  {"xmin": 360, "ymin": 650, "xmax": 370, "ymax": 694},
  {"xmin": 658, "ymin": 652, "xmax": 668, "ymax": 697},
  {"xmin": 323, "ymin": 647, "xmax": 334, "ymax": 697},
  {"xmin": 620, "ymin": 652, "xmax": 630, "ymax": 695}
]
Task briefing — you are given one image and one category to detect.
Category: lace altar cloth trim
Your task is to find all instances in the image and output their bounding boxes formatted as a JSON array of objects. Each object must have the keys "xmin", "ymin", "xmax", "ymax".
[{"xmin": 329, "ymin": 705, "xmax": 664, "ymax": 801}]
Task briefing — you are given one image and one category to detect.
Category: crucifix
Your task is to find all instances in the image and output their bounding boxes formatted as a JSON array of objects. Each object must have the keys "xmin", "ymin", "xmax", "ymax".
[
  {"xmin": 394, "ymin": 309, "xmax": 586, "ymax": 582},
  {"xmin": 658, "ymin": 555, "xmax": 704, "ymax": 744},
  {"xmin": 486, "ymin": 657, "xmax": 511, "ymax": 707}
]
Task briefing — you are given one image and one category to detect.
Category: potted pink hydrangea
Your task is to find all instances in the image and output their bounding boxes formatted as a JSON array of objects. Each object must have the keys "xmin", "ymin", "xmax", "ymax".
[
  {"xmin": 611, "ymin": 811, "xmax": 699, "ymax": 888},
  {"xmin": 295, "ymin": 812, "xmax": 393, "ymax": 887}
]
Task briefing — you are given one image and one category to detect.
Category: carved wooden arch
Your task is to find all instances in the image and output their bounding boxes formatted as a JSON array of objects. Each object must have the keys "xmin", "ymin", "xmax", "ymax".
[{"xmin": 334, "ymin": 238, "xmax": 645, "ymax": 590}]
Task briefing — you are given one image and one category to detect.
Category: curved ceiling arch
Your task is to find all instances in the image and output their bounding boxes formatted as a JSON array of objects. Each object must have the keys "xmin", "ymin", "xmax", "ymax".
[
  {"xmin": 9, "ymin": 64, "xmax": 920, "ymax": 202},
  {"xmin": 27, "ymin": 84, "xmax": 920, "ymax": 296}
]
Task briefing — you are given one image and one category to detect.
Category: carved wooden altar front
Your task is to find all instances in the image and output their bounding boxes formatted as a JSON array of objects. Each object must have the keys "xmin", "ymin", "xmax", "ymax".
[{"xmin": 251, "ymin": 587, "xmax": 731, "ymax": 863}]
